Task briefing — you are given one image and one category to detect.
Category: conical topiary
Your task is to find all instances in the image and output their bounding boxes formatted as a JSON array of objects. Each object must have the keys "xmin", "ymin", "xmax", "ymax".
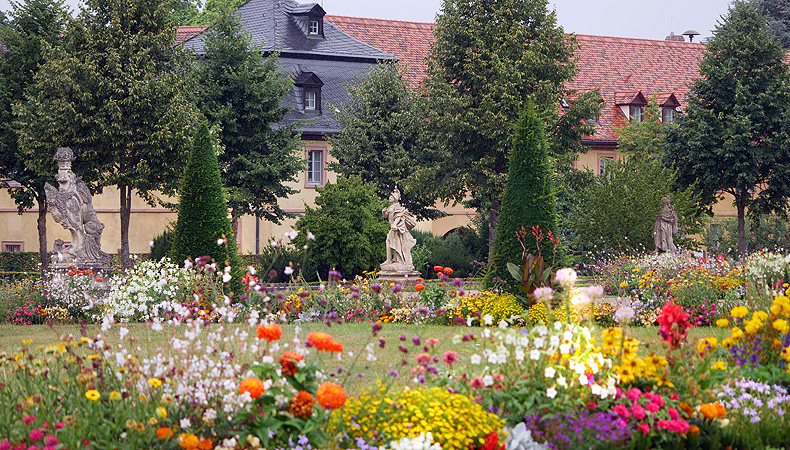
[
  {"xmin": 170, "ymin": 123, "xmax": 243, "ymax": 291},
  {"xmin": 486, "ymin": 104, "xmax": 558, "ymax": 292}
]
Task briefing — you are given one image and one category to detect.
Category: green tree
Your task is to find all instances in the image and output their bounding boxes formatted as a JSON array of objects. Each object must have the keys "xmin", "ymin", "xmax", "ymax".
[
  {"xmin": 187, "ymin": 0, "xmax": 245, "ymax": 25},
  {"xmin": 170, "ymin": 123, "xmax": 242, "ymax": 287},
  {"xmin": 665, "ymin": 1, "xmax": 790, "ymax": 258},
  {"xmin": 487, "ymin": 105, "xmax": 557, "ymax": 290},
  {"xmin": 294, "ymin": 175, "xmax": 388, "ymax": 281},
  {"xmin": 195, "ymin": 6, "xmax": 303, "ymax": 233},
  {"xmin": 424, "ymin": 0, "xmax": 602, "ymax": 255},
  {"xmin": 15, "ymin": 0, "xmax": 199, "ymax": 269},
  {"xmin": 0, "ymin": 0, "xmax": 69, "ymax": 272},
  {"xmin": 751, "ymin": 0, "xmax": 790, "ymax": 47},
  {"xmin": 168, "ymin": 0, "xmax": 201, "ymax": 25},
  {"xmin": 329, "ymin": 62, "xmax": 442, "ymax": 220}
]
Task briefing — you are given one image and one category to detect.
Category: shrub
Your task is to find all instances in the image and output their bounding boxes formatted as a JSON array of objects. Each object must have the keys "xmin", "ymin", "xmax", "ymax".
[
  {"xmin": 0, "ymin": 251, "xmax": 38, "ymax": 272},
  {"xmin": 487, "ymin": 105, "xmax": 558, "ymax": 291},
  {"xmin": 169, "ymin": 123, "xmax": 243, "ymax": 291},
  {"xmin": 146, "ymin": 225, "xmax": 173, "ymax": 262}
]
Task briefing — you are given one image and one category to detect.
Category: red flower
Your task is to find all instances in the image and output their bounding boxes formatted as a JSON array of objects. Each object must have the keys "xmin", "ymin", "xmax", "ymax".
[
  {"xmin": 657, "ymin": 301, "xmax": 692, "ymax": 350},
  {"xmin": 414, "ymin": 283, "xmax": 425, "ymax": 291},
  {"xmin": 433, "ymin": 265, "xmax": 443, "ymax": 272},
  {"xmin": 443, "ymin": 267, "xmax": 454, "ymax": 275},
  {"xmin": 256, "ymin": 324, "xmax": 283, "ymax": 342}
]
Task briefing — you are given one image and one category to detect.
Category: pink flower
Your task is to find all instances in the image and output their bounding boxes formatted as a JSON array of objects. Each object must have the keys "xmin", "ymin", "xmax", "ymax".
[
  {"xmin": 26, "ymin": 445, "xmax": 40, "ymax": 450},
  {"xmin": 42, "ymin": 436, "xmax": 58, "ymax": 447},
  {"xmin": 615, "ymin": 387, "xmax": 623, "ymax": 399},
  {"xmin": 469, "ymin": 377, "xmax": 485, "ymax": 389},
  {"xmin": 613, "ymin": 404, "xmax": 630, "ymax": 420},
  {"xmin": 637, "ymin": 422, "xmax": 650, "ymax": 435},
  {"xmin": 416, "ymin": 353, "xmax": 432, "ymax": 364},
  {"xmin": 23, "ymin": 415, "xmax": 36, "ymax": 425},
  {"xmin": 667, "ymin": 407, "xmax": 679, "ymax": 420},
  {"xmin": 54, "ymin": 422, "xmax": 64, "ymax": 430},
  {"xmin": 442, "ymin": 350, "xmax": 460, "ymax": 366},
  {"xmin": 645, "ymin": 402, "xmax": 660, "ymax": 413},
  {"xmin": 631, "ymin": 403, "xmax": 647, "ymax": 420},
  {"xmin": 0, "ymin": 439, "xmax": 10, "ymax": 450},
  {"xmin": 669, "ymin": 392, "xmax": 679, "ymax": 401},
  {"xmin": 29, "ymin": 429, "xmax": 43, "ymax": 442},
  {"xmin": 626, "ymin": 388, "xmax": 642, "ymax": 403}
]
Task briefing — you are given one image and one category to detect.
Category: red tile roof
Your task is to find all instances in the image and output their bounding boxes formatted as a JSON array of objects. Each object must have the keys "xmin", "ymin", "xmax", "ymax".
[
  {"xmin": 176, "ymin": 26, "xmax": 208, "ymax": 46},
  {"xmin": 326, "ymin": 15, "xmax": 434, "ymax": 89}
]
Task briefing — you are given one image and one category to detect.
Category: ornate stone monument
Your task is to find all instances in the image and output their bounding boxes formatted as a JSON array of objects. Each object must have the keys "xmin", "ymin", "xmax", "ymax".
[
  {"xmin": 378, "ymin": 187, "xmax": 420, "ymax": 285},
  {"xmin": 654, "ymin": 196, "xmax": 678, "ymax": 253},
  {"xmin": 45, "ymin": 147, "xmax": 110, "ymax": 269}
]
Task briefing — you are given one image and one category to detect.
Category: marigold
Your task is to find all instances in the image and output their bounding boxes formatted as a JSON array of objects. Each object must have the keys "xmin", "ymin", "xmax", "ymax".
[
  {"xmin": 256, "ymin": 324, "xmax": 283, "ymax": 342},
  {"xmin": 316, "ymin": 382, "xmax": 346, "ymax": 410},
  {"xmin": 697, "ymin": 337, "xmax": 718, "ymax": 354},
  {"xmin": 773, "ymin": 319, "xmax": 790, "ymax": 334},
  {"xmin": 156, "ymin": 427, "xmax": 174, "ymax": 440},
  {"xmin": 239, "ymin": 377, "xmax": 266, "ymax": 399},
  {"xmin": 198, "ymin": 438, "xmax": 213, "ymax": 450},
  {"xmin": 699, "ymin": 403, "xmax": 719, "ymax": 420},
  {"xmin": 730, "ymin": 306, "xmax": 749, "ymax": 319},
  {"xmin": 178, "ymin": 433, "xmax": 200, "ymax": 449},
  {"xmin": 280, "ymin": 351, "xmax": 305, "ymax": 377},
  {"xmin": 148, "ymin": 378, "xmax": 162, "ymax": 388},
  {"xmin": 289, "ymin": 390, "xmax": 315, "ymax": 418},
  {"xmin": 716, "ymin": 318, "xmax": 730, "ymax": 328}
]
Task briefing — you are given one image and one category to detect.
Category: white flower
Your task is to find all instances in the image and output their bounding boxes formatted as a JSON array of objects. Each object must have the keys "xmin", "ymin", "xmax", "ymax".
[
  {"xmin": 180, "ymin": 418, "xmax": 192, "ymax": 429},
  {"xmin": 284, "ymin": 266, "xmax": 294, "ymax": 276},
  {"xmin": 217, "ymin": 238, "xmax": 226, "ymax": 246},
  {"xmin": 222, "ymin": 273, "xmax": 232, "ymax": 283},
  {"xmin": 533, "ymin": 337, "xmax": 546, "ymax": 348},
  {"xmin": 559, "ymin": 343, "xmax": 570, "ymax": 354},
  {"xmin": 466, "ymin": 317, "xmax": 474, "ymax": 327},
  {"xmin": 546, "ymin": 387, "xmax": 557, "ymax": 398},
  {"xmin": 544, "ymin": 367, "xmax": 556, "ymax": 378},
  {"xmin": 533, "ymin": 287, "xmax": 553, "ymax": 302},
  {"xmin": 286, "ymin": 229, "xmax": 299, "ymax": 240},
  {"xmin": 549, "ymin": 335, "xmax": 560, "ymax": 348},
  {"xmin": 482, "ymin": 328, "xmax": 491, "ymax": 338},
  {"xmin": 148, "ymin": 240, "xmax": 155, "ymax": 247},
  {"xmin": 270, "ymin": 240, "xmax": 279, "ymax": 247},
  {"xmin": 554, "ymin": 268, "xmax": 577, "ymax": 289},
  {"xmin": 586, "ymin": 285, "xmax": 605, "ymax": 299},
  {"xmin": 535, "ymin": 325, "xmax": 548, "ymax": 336},
  {"xmin": 307, "ymin": 231, "xmax": 316, "ymax": 240},
  {"xmin": 530, "ymin": 349, "xmax": 541, "ymax": 360},
  {"xmin": 578, "ymin": 374, "xmax": 588, "ymax": 385},
  {"xmin": 483, "ymin": 314, "xmax": 493, "ymax": 326},
  {"xmin": 498, "ymin": 320, "xmax": 508, "ymax": 329},
  {"xmin": 119, "ymin": 327, "xmax": 129, "ymax": 340},
  {"xmin": 470, "ymin": 354, "xmax": 482, "ymax": 365},
  {"xmin": 184, "ymin": 259, "xmax": 192, "ymax": 268},
  {"xmin": 483, "ymin": 375, "xmax": 494, "ymax": 387},
  {"xmin": 248, "ymin": 266, "xmax": 257, "ymax": 275},
  {"xmin": 557, "ymin": 375, "xmax": 567, "ymax": 387}
]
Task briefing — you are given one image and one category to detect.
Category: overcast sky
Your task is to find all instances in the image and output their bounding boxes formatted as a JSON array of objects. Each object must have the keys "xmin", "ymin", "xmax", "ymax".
[{"xmin": 0, "ymin": 0, "xmax": 734, "ymax": 42}]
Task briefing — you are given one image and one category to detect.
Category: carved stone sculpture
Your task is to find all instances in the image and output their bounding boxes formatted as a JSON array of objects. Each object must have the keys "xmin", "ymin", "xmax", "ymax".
[
  {"xmin": 45, "ymin": 147, "xmax": 109, "ymax": 266},
  {"xmin": 379, "ymin": 187, "xmax": 420, "ymax": 284},
  {"xmin": 654, "ymin": 196, "xmax": 678, "ymax": 253}
]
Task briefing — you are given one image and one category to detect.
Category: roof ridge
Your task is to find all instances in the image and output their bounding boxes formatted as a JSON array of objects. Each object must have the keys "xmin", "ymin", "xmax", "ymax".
[
  {"xmin": 574, "ymin": 33, "xmax": 706, "ymax": 46},
  {"xmin": 326, "ymin": 14, "xmax": 435, "ymax": 26}
]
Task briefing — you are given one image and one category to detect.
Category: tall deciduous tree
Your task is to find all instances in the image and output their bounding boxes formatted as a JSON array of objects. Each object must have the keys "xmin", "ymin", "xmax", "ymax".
[
  {"xmin": 0, "ymin": 0, "xmax": 69, "ymax": 272},
  {"xmin": 665, "ymin": 1, "xmax": 790, "ymax": 258},
  {"xmin": 751, "ymin": 0, "xmax": 790, "ymax": 47},
  {"xmin": 329, "ymin": 62, "xmax": 442, "ymax": 220},
  {"xmin": 15, "ymin": 0, "xmax": 198, "ymax": 269},
  {"xmin": 195, "ymin": 6, "xmax": 303, "ymax": 231},
  {"xmin": 424, "ymin": 0, "xmax": 601, "ymax": 255},
  {"xmin": 487, "ymin": 105, "xmax": 557, "ymax": 290}
]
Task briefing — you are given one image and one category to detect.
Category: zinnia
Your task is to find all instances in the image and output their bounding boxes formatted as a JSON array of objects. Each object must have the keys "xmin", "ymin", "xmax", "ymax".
[
  {"xmin": 316, "ymin": 382, "xmax": 346, "ymax": 409},
  {"xmin": 279, "ymin": 351, "xmax": 305, "ymax": 377},
  {"xmin": 306, "ymin": 332, "xmax": 343, "ymax": 352},
  {"xmin": 257, "ymin": 324, "xmax": 283, "ymax": 342},
  {"xmin": 239, "ymin": 377, "xmax": 266, "ymax": 399},
  {"xmin": 289, "ymin": 391, "xmax": 315, "ymax": 418},
  {"xmin": 156, "ymin": 427, "xmax": 174, "ymax": 440},
  {"xmin": 177, "ymin": 433, "xmax": 200, "ymax": 450}
]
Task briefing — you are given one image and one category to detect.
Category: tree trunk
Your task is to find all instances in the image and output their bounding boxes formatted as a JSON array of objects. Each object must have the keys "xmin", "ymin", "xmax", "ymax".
[
  {"xmin": 736, "ymin": 198, "xmax": 746, "ymax": 259},
  {"xmin": 488, "ymin": 197, "xmax": 501, "ymax": 260},
  {"xmin": 120, "ymin": 184, "xmax": 132, "ymax": 270},
  {"xmin": 37, "ymin": 195, "xmax": 48, "ymax": 275}
]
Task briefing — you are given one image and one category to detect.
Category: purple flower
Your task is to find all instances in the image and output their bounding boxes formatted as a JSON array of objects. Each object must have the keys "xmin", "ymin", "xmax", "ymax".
[{"xmin": 392, "ymin": 283, "xmax": 403, "ymax": 293}]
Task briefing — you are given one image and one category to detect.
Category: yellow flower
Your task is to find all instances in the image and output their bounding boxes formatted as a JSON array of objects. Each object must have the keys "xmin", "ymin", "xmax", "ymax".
[
  {"xmin": 744, "ymin": 320, "xmax": 761, "ymax": 335},
  {"xmin": 148, "ymin": 378, "xmax": 163, "ymax": 388},
  {"xmin": 87, "ymin": 354, "xmax": 99, "ymax": 360},
  {"xmin": 109, "ymin": 390, "xmax": 121, "ymax": 401},
  {"xmin": 619, "ymin": 282, "xmax": 629, "ymax": 288},
  {"xmin": 731, "ymin": 306, "xmax": 749, "ymax": 319},
  {"xmin": 21, "ymin": 339, "xmax": 32, "ymax": 345},
  {"xmin": 85, "ymin": 390, "xmax": 101, "ymax": 401},
  {"xmin": 773, "ymin": 319, "xmax": 790, "ymax": 334},
  {"xmin": 156, "ymin": 406, "xmax": 168, "ymax": 419},
  {"xmin": 721, "ymin": 338, "xmax": 735, "ymax": 349},
  {"xmin": 716, "ymin": 318, "xmax": 730, "ymax": 328},
  {"xmin": 711, "ymin": 361, "xmax": 726, "ymax": 370},
  {"xmin": 730, "ymin": 327, "xmax": 745, "ymax": 341},
  {"xmin": 753, "ymin": 311, "xmax": 769, "ymax": 322},
  {"xmin": 697, "ymin": 337, "xmax": 718, "ymax": 354}
]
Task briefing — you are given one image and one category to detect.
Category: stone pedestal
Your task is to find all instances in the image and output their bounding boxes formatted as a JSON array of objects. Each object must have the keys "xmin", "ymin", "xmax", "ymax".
[{"xmin": 377, "ymin": 269, "xmax": 422, "ymax": 288}]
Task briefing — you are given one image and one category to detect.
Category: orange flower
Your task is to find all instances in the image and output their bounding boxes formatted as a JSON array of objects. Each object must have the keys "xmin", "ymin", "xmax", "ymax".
[
  {"xmin": 700, "ymin": 403, "xmax": 719, "ymax": 420},
  {"xmin": 415, "ymin": 283, "xmax": 425, "ymax": 291},
  {"xmin": 177, "ymin": 433, "xmax": 200, "ymax": 449},
  {"xmin": 316, "ymin": 382, "xmax": 346, "ymax": 410},
  {"xmin": 198, "ymin": 438, "xmax": 213, "ymax": 450},
  {"xmin": 280, "ymin": 351, "xmax": 305, "ymax": 377},
  {"xmin": 714, "ymin": 402, "xmax": 726, "ymax": 418},
  {"xmin": 326, "ymin": 340, "xmax": 344, "ymax": 353},
  {"xmin": 156, "ymin": 427, "xmax": 174, "ymax": 440},
  {"xmin": 443, "ymin": 267, "xmax": 453, "ymax": 275},
  {"xmin": 239, "ymin": 377, "xmax": 266, "ymax": 399},
  {"xmin": 687, "ymin": 425, "xmax": 700, "ymax": 435},
  {"xmin": 257, "ymin": 324, "xmax": 283, "ymax": 342},
  {"xmin": 289, "ymin": 390, "xmax": 315, "ymax": 418},
  {"xmin": 307, "ymin": 331, "xmax": 343, "ymax": 352},
  {"xmin": 433, "ymin": 265, "xmax": 443, "ymax": 272},
  {"xmin": 678, "ymin": 402, "xmax": 693, "ymax": 419}
]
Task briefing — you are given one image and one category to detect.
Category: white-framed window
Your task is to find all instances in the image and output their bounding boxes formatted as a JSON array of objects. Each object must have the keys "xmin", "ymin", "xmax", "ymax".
[
  {"xmin": 305, "ymin": 91, "xmax": 317, "ymax": 111},
  {"xmin": 308, "ymin": 20, "xmax": 320, "ymax": 35},
  {"xmin": 630, "ymin": 106, "xmax": 643, "ymax": 123},
  {"xmin": 2, "ymin": 241, "xmax": 23, "ymax": 252},
  {"xmin": 307, "ymin": 149, "xmax": 323, "ymax": 186},
  {"xmin": 662, "ymin": 107, "xmax": 675, "ymax": 123},
  {"xmin": 599, "ymin": 155, "xmax": 615, "ymax": 177}
]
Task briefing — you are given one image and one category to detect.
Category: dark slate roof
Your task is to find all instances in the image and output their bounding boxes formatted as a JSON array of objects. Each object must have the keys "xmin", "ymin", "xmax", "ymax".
[{"xmin": 183, "ymin": 0, "xmax": 396, "ymax": 63}]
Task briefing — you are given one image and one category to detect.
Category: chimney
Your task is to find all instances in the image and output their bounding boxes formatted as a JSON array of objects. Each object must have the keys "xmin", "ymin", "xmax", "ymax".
[{"xmin": 665, "ymin": 31, "xmax": 685, "ymax": 42}]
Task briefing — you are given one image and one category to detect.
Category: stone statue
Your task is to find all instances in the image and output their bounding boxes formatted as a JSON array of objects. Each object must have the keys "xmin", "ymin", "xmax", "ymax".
[
  {"xmin": 654, "ymin": 196, "xmax": 678, "ymax": 253},
  {"xmin": 44, "ymin": 147, "xmax": 109, "ymax": 266},
  {"xmin": 380, "ymin": 187, "xmax": 418, "ymax": 274}
]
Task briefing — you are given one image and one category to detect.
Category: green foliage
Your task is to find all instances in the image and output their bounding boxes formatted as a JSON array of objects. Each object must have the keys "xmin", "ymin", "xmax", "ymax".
[
  {"xmin": 167, "ymin": 0, "xmax": 201, "ymax": 25},
  {"xmin": 424, "ymin": 0, "xmax": 602, "ymax": 252},
  {"xmin": 15, "ymin": 0, "xmax": 198, "ymax": 269},
  {"xmin": 170, "ymin": 123, "xmax": 243, "ymax": 290},
  {"xmin": 146, "ymin": 225, "xmax": 173, "ymax": 262},
  {"xmin": 707, "ymin": 215, "xmax": 790, "ymax": 258},
  {"xmin": 187, "ymin": 0, "xmax": 246, "ymax": 25},
  {"xmin": 412, "ymin": 229, "xmax": 489, "ymax": 279},
  {"xmin": 0, "ymin": 252, "xmax": 39, "ymax": 272},
  {"xmin": 574, "ymin": 99, "xmax": 706, "ymax": 253},
  {"xmin": 195, "ymin": 6, "xmax": 303, "ymax": 224},
  {"xmin": 294, "ymin": 175, "xmax": 388, "ymax": 281},
  {"xmin": 751, "ymin": 0, "xmax": 790, "ymax": 47},
  {"xmin": 665, "ymin": 1, "xmax": 790, "ymax": 257},
  {"xmin": 487, "ymin": 105, "xmax": 558, "ymax": 291},
  {"xmin": 329, "ymin": 62, "xmax": 442, "ymax": 220}
]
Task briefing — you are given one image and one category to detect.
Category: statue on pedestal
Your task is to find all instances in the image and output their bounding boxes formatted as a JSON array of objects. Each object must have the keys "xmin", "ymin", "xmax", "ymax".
[
  {"xmin": 379, "ymin": 187, "xmax": 420, "ymax": 284},
  {"xmin": 44, "ymin": 147, "xmax": 109, "ymax": 266},
  {"xmin": 654, "ymin": 196, "xmax": 678, "ymax": 253}
]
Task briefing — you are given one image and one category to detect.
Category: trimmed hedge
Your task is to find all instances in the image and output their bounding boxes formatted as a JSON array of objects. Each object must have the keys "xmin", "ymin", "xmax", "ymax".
[{"xmin": 0, "ymin": 252, "xmax": 39, "ymax": 272}]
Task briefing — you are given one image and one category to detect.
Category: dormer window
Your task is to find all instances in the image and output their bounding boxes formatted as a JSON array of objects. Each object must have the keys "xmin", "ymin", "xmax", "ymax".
[
  {"xmin": 631, "ymin": 106, "xmax": 643, "ymax": 123},
  {"xmin": 294, "ymin": 71, "xmax": 323, "ymax": 114},
  {"xmin": 615, "ymin": 91, "xmax": 648, "ymax": 124},
  {"xmin": 662, "ymin": 107, "xmax": 675, "ymax": 123},
  {"xmin": 657, "ymin": 93, "xmax": 681, "ymax": 123},
  {"xmin": 308, "ymin": 19, "xmax": 320, "ymax": 35},
  {"xmin": 288, "ymin": 4, "xmax": 326, "ymax": 38}
]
